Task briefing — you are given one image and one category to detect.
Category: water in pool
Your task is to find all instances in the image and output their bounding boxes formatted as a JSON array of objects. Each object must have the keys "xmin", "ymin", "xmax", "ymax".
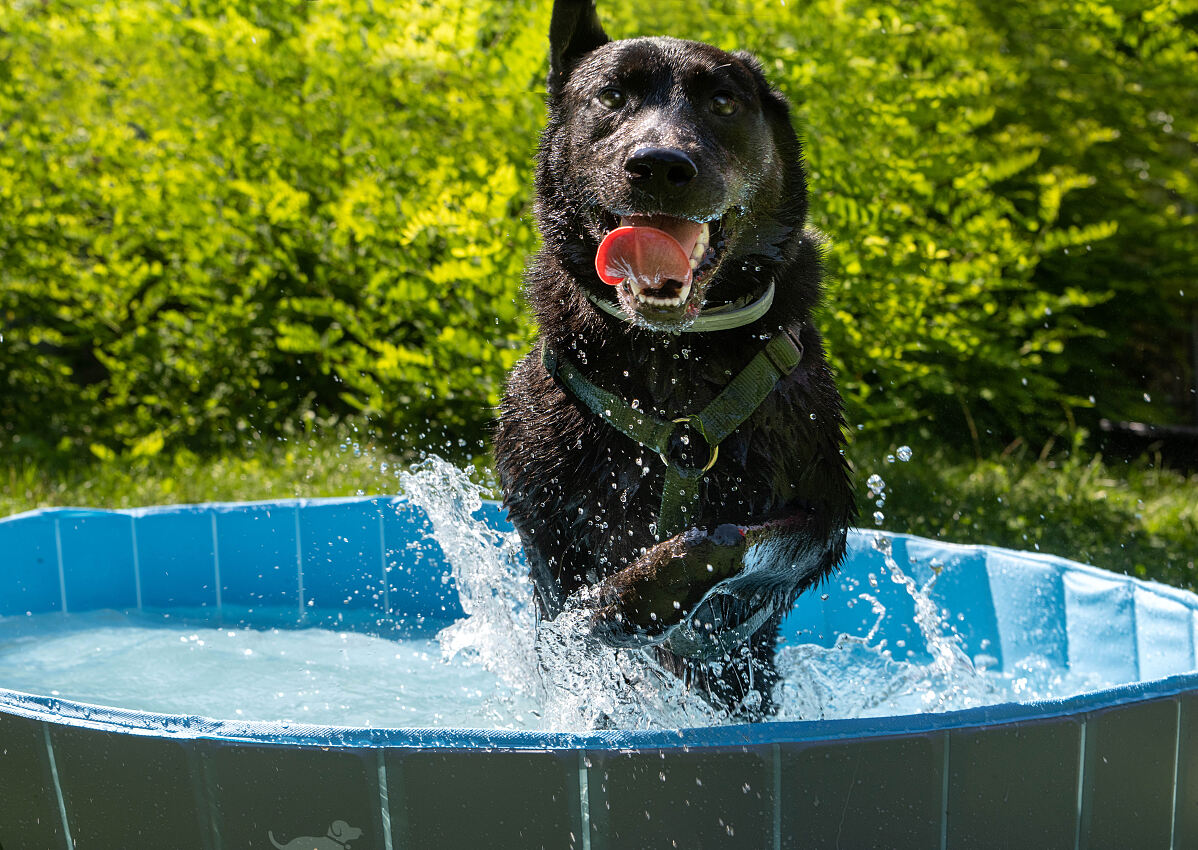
[
  {"xmin": 0, "ymin": 613, "xmax": 537, "ymax": 728},
  {"xmin": 0, "ymin": 459, "xmax": 1115, "ymax": 732}
]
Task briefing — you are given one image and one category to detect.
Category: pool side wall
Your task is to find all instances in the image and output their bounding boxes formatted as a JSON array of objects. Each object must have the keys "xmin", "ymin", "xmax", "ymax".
[{"xmin": 3, "ymin": 692, "xmax": 1197, "ymax": 849}]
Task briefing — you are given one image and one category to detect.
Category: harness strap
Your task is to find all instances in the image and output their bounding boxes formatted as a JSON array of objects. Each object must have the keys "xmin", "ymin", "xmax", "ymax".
[
  {"xmin": 542, "ymin": 328, "xmax": 804, "ymax": 539},
  {"xmin": 540, "ymin": 345, "xmax": 676, "ymax": 457}
]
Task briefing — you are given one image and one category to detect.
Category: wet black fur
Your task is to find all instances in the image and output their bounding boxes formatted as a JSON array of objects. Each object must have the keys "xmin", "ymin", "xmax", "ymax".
[{"xmin": 494, "ymin": 0, "xmax": 856, "ymax": 717}]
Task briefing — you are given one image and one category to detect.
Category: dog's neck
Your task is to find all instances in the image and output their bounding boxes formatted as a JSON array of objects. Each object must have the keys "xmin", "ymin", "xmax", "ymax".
[{"xmin": 540, "ymin": 289, "xmax": 808, "ymax": 422}]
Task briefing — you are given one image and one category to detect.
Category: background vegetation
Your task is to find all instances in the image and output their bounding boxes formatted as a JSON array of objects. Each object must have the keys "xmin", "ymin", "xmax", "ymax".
[
  {"xmin": 2, "ymin": 0, "xmax": 1195, "ymax": 459},
  {"xmin": 1, "ymin": 0, "xmax": 1195, "ymax": 582}
]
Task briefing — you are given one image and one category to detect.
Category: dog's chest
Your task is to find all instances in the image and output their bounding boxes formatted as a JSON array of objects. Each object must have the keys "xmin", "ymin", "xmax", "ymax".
[{"xmin": 503, "ymin": 341, "xmax": 815, "ymax": 584}]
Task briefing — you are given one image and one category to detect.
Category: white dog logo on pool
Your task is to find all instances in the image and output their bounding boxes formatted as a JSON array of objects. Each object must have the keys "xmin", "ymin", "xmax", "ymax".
[{"xmin": 268, "ymin": 819, "xmax": 363, "ymax": 849}]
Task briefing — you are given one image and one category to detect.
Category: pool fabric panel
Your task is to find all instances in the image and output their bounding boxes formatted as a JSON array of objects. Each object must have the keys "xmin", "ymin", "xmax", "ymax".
[
  {"xmin": 1078, "ymin": 697, "xmax": 1178, "ymax": 849},
  {"xmin": 0, "ymin": 713, "xmax": 67, "ymax": 850},
  {"xmin": 390, "ymin": 749, "xmax": 580, "ymax": 849},
  {"xmin": 1136, "ymin": 587, "xmax": 1196, "ymax": 681},
  {"xmin": 213, "ymin": 502, "xmax": 301, "ymax": 613},
  {"xmin": 136, "ymin": 509, "xmax": 219, "ymax": 610},
  {"xmin": 780, "ymin": 732, "xmax": 945, "ymax": 849},
  {"xmin": 0, "ymin": 512, "xmax": 60, "ymax": 617},
  {"xmin": 56, "ymin": 512, "xmax": 139, "ymax": 613},
  {"xmin": 588, "ymin": 745, "xmax": 774, "ymax": 849},
  {"xmin": 1174, "ymin": 692, "xmax": 1198, "ymax": 847},
  {"xmin": 48, "ymin": 724, "xmax": 206, "ymax": 849},
  {"xmin": 984, "ymin": 549, "xmax": 1069, "ymax": 671},
  {"xmin": 946, "ymin": 717, "xmax": 1082, "ymax": 848},
  {"xmin": 202, "ymin": 741, "xmax": 386, "ymax": 850}
]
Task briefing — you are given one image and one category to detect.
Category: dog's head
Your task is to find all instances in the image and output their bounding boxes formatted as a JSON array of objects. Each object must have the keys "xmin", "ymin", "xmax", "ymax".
[{"xmin": 537, "ymin": 0, "xmax": 810, "ymax": 333}]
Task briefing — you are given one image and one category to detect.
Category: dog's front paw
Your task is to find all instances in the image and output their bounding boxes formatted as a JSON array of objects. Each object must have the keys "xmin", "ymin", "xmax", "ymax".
[
  {"xmin": 678, "ymin": 523, "xmax": 747, "ymax": 580},
  {"xmin": 590, "ymin": 523, "xmax": 747, "ymax": 642}
]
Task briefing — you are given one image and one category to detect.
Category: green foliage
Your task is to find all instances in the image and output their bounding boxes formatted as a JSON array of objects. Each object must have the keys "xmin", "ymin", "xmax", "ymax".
[
  {"xmin": 0, "ymin": 0, "xmax": 1195, "ymax": 455},
  {"xmin": 0, "ymin": 0, "xmax": 544, "ymax": 454},
  {"xmin": 735, "ymin": 0, "xmax": 1198, "ymax": 443},
  {"xmin": 975, "ymin": 0, "xmax": 1198, "ymax": 426},
  {"xmin": 855, "ymin": 434, "xmax": 1198, "ymax": 589}
]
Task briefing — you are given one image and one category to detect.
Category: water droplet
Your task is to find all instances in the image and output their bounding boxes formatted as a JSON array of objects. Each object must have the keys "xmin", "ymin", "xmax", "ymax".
[{"xmin": 866, "ymin": 474, "xmax": 886, "ymax": 497}]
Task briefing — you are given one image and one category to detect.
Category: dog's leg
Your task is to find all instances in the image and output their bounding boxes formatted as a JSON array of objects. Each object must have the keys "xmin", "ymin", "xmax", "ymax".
[
  {"xmin": 650, "ymin": 613, "xmax": 783, "ymax": 717},
  {"xmin": 589, "ymin": 507, "xmax": 843, "ymax": 655},
  {"xmin": 591, "ymin": 523, "xmax": 749, "ymax": 633},
  {"xmin": 714, "ymin": 613, "xmax": 783, "ymax": 717}
]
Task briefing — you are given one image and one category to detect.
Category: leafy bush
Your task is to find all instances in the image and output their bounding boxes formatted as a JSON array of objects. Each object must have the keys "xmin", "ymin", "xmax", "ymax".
[
  {"xmin": 0, "ymin": 0, "xmax": 545, "ymax": 455},
  {"xmin": 733, "ymin": 0, "xmax": 1197, "ymax": 444},
  {"xmin": 1, "ymin": 0, "xmax": 1194, "ymax": 458}
]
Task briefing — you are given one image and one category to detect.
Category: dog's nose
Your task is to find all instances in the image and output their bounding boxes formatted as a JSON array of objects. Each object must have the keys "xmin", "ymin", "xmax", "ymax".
[{"xmin": 624, "ymin": 147, "xmax": 698, "ymax": 192}]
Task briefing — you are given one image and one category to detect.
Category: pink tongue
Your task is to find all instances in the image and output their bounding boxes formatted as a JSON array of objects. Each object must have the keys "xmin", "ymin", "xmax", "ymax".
[{"xmin": 595, "ymin": 217, "xmax": 701, "ymax": 288}]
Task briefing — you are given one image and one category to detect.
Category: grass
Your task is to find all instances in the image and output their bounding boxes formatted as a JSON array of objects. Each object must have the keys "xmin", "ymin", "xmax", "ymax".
[
  {"xmin": 0, "ymin": 426, "xmax": 486, "ymax": 516},
  {"xmin": 3, "ymin": 427, "xmax": 1196, "ymax": 590},
  {"xmin": 852, "ymin": 435, "xmax": 1198, "ymax": 590}
]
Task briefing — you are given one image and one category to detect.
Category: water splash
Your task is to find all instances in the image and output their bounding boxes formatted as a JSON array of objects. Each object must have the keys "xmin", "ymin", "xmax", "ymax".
[
  {"xmin": 533, "ymin": 605, "xmax": 726, "ymax": 731},
  {"xmin": 398, "ymin": 458, "xmax": 536, "ymax": 701},
  {"xmin": 775, "ymin": 531, "xmax": 1113, "ymax": 721},
  {"xmin": 775, "ymin": 533, "xmax": 996, "ymax": 720},
  {"xmin": 873, "ymin": 533, "xmax": 977, "ymax": 680},
  {"xmin": 402, "ymin": 458, "xmax": 1115, "ymax": 730},
  {"xmin": 399, "ymin": 456, "xmax": 725, "ymax": 732}
]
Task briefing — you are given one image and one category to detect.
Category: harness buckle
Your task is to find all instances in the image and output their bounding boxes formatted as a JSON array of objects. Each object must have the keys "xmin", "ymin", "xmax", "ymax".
[{"xmin": 659, "ymin": 415, "xmax": 719, "ymax": 473}]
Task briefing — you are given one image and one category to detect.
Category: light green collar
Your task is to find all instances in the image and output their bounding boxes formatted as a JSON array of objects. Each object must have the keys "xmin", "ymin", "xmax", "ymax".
[{"xmin": 586, "ymin": 281, "xmax": 775, "ymax": 332}]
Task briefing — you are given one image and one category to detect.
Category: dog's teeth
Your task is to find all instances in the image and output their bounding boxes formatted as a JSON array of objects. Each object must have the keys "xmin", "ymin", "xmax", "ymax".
[
  {"xmin": 634, "ymin": 285, "xmax": 691, "ymax": 308},
  {"xmin": 688, "ymin": 222, "xmax": 711, "ymax": 269}
]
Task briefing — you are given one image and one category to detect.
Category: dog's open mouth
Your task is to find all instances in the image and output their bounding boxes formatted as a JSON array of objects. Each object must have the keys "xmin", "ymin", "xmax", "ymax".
[{"xmin": 595, "ymin": 213, "xmax": 725, "ymax": 317}]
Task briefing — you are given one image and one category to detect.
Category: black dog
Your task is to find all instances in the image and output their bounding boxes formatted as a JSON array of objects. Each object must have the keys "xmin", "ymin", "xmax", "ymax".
[{"xmin": 495, "ymin": 0, "xmax": 855, "ymax": 717}]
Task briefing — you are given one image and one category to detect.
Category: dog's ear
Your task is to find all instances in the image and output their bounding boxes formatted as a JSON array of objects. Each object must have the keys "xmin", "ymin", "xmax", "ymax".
[
  {"xmin": 730, "ymin": 50, "xmax": 765, "ymax": 77},
  {"xmin": 731, "ymin": 49, "xmax": 792, "ymax": 113},
  {"xmin": 548, "ymin": 0, "xmax": 610, "ymax": 96}
]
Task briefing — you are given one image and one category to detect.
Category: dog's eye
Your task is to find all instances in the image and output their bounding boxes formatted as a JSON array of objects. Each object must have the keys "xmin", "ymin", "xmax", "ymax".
[
  {"xmin": 711, "ymin": 93, "xmax": 739, "ymax": 116},
  {"xmin": 597, "ymin": 87, "xmax": 625, "ymax": 109}
]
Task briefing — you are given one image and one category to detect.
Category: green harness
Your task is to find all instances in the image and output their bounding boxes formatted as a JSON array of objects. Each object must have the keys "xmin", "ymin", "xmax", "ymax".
[{"xmin": 541, "ymin": 328, "xmax": 804, "ymax": 539}]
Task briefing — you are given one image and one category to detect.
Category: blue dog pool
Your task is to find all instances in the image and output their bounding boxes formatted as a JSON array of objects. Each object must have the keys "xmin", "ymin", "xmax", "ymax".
[{"xmin": 1, "ymin": 495, "xmax": 1197, "ymax": 849}]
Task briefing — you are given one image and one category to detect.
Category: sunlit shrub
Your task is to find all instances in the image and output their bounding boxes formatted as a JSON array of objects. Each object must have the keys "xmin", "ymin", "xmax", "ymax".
[{"xmin": 0, "ymin": 0, "xmax": 1192, "ymax": 457}]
